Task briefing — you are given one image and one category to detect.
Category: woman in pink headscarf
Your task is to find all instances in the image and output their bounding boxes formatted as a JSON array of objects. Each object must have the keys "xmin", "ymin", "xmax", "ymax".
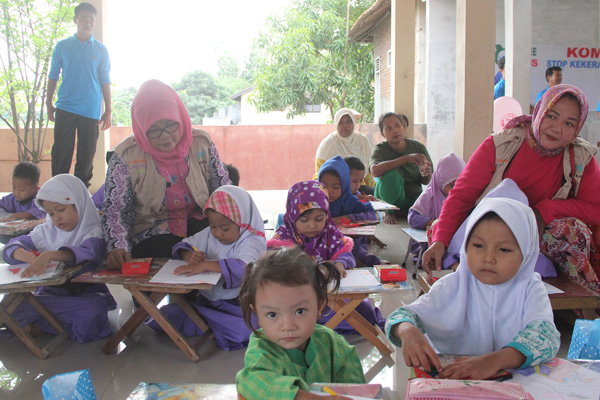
[
  {"xmin": 423, "ymin": 84, "xmax": 600, "ymax": 293},
  {"xmin": 102, "ymin": 80, "xmax": 231, "ymax": 269}
]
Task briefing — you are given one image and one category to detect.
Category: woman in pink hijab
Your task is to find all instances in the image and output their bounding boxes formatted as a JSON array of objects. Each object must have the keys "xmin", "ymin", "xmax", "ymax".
[
  {"xmin": 102, "ymin": 80, "xmax": 231, "ymax": 269},
  {"xmin": 424, "ymin": 84, "xmax": 600, "ymax": 294}
]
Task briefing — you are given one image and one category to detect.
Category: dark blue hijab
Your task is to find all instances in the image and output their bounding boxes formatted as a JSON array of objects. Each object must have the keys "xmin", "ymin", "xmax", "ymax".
[{"xmin": 318, "ymin": 156, "xmax": 374, "ymax": 217}]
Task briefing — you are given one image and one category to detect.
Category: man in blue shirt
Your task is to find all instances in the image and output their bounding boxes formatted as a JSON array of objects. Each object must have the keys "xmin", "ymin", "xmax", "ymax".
[
  {"xmin": 493, "ymin": 57, "xmax": 505, "ymax": 100},
  {"xmin": 536, "ymin": 66, "xmax": 562, "ymax": 104},
  {"xmin": 46, "ymin": 2, "xmax": 111, "ymax": 187}
]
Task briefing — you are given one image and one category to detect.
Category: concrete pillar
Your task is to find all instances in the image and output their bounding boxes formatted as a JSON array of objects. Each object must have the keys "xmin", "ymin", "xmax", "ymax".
[
  {"xmin": 415, "ymin": 0, "xmax": 427, "ymax": 124},
  {"xmin": 89, "ymin": 0, "xmax": 109, "ymax": 193},
  {"xmin": 390, "ymin": 0, "xmax": 416, "ymax": 136},
  {"xmin": 504, "ymin": 0, "xmax": 532, "ymax": 113},
  {"xmin": 426, "ymin": 0, "xmax": 457, "ymax": 164},
  {"xmin": 455, "ymin": 0, "xmax": 495, "ymax": 160}
]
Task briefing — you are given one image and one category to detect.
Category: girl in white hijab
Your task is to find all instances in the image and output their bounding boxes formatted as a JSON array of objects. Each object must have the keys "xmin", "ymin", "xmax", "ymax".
[
  {"xmin": 386, "ymin": 197, "xmax": 559, "ymax": 379},
  {"xmin": 3, "ymin": 174, "xmax": 116, "ymax": 343},
  {"xmin": 314, "ymin": 108, "xmax": 375, "ymax": 188}
]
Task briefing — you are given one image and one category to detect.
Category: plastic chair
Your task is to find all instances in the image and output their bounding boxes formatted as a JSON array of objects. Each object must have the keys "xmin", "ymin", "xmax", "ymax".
[{"xmin": 41, "ymin": 369, "xmax": 96, "ymax": 400}]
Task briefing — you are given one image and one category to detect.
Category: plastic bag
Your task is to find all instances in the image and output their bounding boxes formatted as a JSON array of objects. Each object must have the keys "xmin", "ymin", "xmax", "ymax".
[{"xmin": 567, "ymin": 318, "xmax": 600, "ymax": 360}]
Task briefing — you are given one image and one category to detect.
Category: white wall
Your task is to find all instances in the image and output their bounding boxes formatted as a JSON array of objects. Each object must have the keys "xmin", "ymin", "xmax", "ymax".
[{"xmin": 425, "ymin": 0, "xmax": 600, "ymax": 165}]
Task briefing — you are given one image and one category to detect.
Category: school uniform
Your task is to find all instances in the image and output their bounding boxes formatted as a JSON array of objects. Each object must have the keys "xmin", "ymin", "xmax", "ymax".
[
  {"xmin": 0, "ymin": 192, "xmax": 46, "ymax": 219},
  {"xmin": 2, "ymin": 175, "xmax": 116, "ymax": 343},
  {"xmin": 387, "ymin": 198, "xmax": 560, "ymax": 368},
  {"xmin": 318, "ymin": 155, "xmax": 380, "ymax": 266},
  {"xmin": 236, "ymin": 324, "xmax": 365, "ymax": 400},
  {"xmin": 146, "ymin": 185, "xmax": 266, "ymax": 351}
]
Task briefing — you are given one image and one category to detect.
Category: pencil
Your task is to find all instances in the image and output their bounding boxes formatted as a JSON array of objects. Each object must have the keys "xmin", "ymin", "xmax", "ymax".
[
  {"xmin": 322, "ymin": 385, "xmax": 338, "ymax": 396},
  {"xmin": 193, "ymin": 246, "xmax": 199, "ymax": 252}
]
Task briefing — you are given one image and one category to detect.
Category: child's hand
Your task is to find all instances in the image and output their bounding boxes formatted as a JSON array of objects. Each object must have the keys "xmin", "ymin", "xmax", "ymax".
[
  {"xmin": 181, "ymin": 250, "xmax": 205, "ymax": 264},
  {"xmin": 358, "ymin": 194, "xmax": 377, "ymax": 202},
  {"xmin": 0, "ymin": 214, "xmax": 18, "ymax": 222},
  {"xmin": 395, "ymin": 322, "xmax": 442, "ymax": 373},
  {"xmin": 22, "ymin": 252, "xmax": 52, "ymax": 278},
  {"xmin": 438, "ymin": 348, "xmax": 525, "ymax": 380},
  {"xmin": 334, "ymin": 262, "xmax": 347, "ymax": 278},
  {"xmin": 332, "ymin": 216, "xmax": 343, "ymax": 225},
  {"xmin": 174, "ymin": 262, "xmax": 208, "ymax": 277}
]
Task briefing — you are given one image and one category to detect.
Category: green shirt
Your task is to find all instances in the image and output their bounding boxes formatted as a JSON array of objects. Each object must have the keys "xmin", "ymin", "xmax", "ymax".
[
  {"xmin": 236, "ymin": 324, "xmax": 366, "ymax": 400},
  {"xmin": 370, "ymin": 139, "xmax": 432, "ymax": 200}
]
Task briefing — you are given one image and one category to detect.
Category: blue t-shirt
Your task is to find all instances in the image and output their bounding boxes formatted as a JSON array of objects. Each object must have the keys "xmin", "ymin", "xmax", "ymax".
[
  {"xmin": 493, "ymin": 78, "xmax": 505, "ymax": 100},
  {"xmin": 536, "ymin": 86, "xmax": 550, "ymax": 104},
  {"xmin": 48, "ymin": 34, "xmax": 111, "ymax": 120}
]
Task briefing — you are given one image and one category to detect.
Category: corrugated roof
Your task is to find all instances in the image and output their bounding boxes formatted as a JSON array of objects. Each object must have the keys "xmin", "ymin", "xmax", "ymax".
[{"xmin": 349, "ymin": 0, "xmax": 391, "ymax": 43}]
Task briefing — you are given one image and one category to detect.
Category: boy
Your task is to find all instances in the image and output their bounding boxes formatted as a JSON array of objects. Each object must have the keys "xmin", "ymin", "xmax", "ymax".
[
  {"xmin": 343, "ymin": 155, "xmax": 376, "ymax": 200},
  {"xmin": 0, "ymin": 162, "xmax": 45, "ymax": 221},
  {"xmin": 46, "ymin": 2, "xmax": 112, "ymax": 188}
]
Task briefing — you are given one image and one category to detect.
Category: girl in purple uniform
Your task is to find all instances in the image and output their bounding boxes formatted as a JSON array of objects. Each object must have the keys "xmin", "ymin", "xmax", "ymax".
[{"xmin": 2, "ymin": 174, "xmax": 116, "ymax": 343}]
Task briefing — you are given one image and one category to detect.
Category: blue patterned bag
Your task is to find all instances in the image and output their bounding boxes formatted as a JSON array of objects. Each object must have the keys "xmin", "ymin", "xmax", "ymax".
[
  {"xmin": 567, "ymin": 319, "xmax": 600, "ymax": 360},
  {"xmin": 42, "ymin": 369, "xmax": 96, "ymax": 400}
]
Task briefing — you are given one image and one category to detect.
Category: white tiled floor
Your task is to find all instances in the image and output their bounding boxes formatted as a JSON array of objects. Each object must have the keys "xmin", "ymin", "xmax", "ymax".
[{"xmin": 0, "ymin": 191, "xmax": 574, "ymax": 399}]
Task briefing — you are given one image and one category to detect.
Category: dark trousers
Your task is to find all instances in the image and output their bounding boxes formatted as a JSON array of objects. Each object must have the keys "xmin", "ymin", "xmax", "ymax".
[
  {"xmin": 51, "ymin": 108, "xmax": 99, "ymax": 187},
  {"xmin": 131, "ymin": 217, "xmax": 210, "ymax": 258}
]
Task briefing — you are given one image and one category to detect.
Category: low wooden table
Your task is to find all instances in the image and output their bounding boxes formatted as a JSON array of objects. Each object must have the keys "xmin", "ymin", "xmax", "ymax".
[
  {"xmin": 324, "ymin": 269, "xmax": 407, "ymax": 357},
  {"xmin": 0, "ymin": 264, "xmax": 80, "ymax": 359},
  {"xmin": 73, "ymin": 259, "xmax": 214, "ymax": 362},
  {"xmin": 401, "ymin": 228, "xmax": 428, "ymax": 279},
  {"xmin": 418, "ymin": 272, "xmax": 600, "ymax": 319}
]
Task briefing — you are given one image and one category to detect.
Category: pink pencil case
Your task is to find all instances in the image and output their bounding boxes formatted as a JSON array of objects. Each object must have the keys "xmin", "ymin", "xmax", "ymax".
[{"xmin": 405, "ymin": 378, "xmax": 533, "ymax": 400}]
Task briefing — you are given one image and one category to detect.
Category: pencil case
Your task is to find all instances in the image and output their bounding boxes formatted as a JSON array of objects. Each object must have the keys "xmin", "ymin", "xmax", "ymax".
[
  {"xmin": 122, "ymin": 258, "xmax": 153, "ymax": 275},
  {"xmin": 405, "ymin": 378, "xmax": 533, "ymax": 400},
  {"xmin": 375, "ymin": 265, "xmax": 407, "ymax": 281}
]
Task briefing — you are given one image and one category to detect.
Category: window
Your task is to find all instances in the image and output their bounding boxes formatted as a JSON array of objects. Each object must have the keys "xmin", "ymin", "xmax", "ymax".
[
  {"xmin": 375, "ymin": 56, "xmax": 381, "ymax": 73},
  {"xmin": 305, "ymin": 103, "xmax": 321, "ymax": 113}
]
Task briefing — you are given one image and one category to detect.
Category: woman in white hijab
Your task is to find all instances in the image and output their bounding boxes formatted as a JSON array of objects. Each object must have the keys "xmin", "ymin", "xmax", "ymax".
[
  {"xmin": 314, "ymin": 108, "xmax": 375, "ymax": 188},
  {"xmin": 386, "ymin": 197, "xmax": 559, "ymax": 379}
]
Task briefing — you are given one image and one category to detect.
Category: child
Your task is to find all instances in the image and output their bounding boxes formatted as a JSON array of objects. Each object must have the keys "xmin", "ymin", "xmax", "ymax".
[
  {"xmin": 387, "ymin": 197, "xmax": 560, "ymax": 379},
  {"xmin": 408, "ymin": 153, "xmax": 466, "ymax": 231},
  {"xmin": 343, "ymin": 155, "xmax": 376, "ymax": 201},
  {"xmin": 236, "ymin": 247, "xmax": 366, "ymax": 400},
  {"xmin": 318, "ymin": 156, "xmax": 380, "ymax": 266},
  {"xmin": 268, "ymin": 181, "xmax": 385, "ymax": 334},
  {"xmin": 146, "ymin": 185, "xmax": 267, "ymax": 351},
  {"xmin": 2, "ymin": 174, "xmax": 116, "ymax": 343},
  {"xmin": 0, "ymin": 161, "xmax": 45, "ymax": 221}
]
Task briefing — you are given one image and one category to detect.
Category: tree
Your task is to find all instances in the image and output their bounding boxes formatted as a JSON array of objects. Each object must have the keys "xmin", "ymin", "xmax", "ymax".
[
  {"xmin": 0, "ymin": 0, "xmax": 78, "ymax": 163},
  {"xmin": 111, "ymin": 85, "xmax": 136, "ymax": 127},
  {"xmin": 250, "ymin": 0, "xmax": 375, "ymax": 122},
  {"xmin": 217, "ymin": 51, "xmax": 239, "ymax": 79},
  {"xmin": 172, "ymin": 70, "xmax": 229, "ymax": 125}
]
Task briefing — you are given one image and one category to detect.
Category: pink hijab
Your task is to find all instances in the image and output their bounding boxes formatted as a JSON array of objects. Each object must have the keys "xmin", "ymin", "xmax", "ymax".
[
  {"xmin": 131, "ymin": 79, "xmax": 194, "ymax": 166},
  {"xmin": 504, "ymin": 84, "xmax": 588, "ymax": 157}
]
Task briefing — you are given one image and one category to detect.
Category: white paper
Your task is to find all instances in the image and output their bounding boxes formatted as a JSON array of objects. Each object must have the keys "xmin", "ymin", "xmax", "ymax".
[
  {"xmin": 0, "ymin": 262, "xmax": 59, "ymax": 285},
  {"xmin": 543, "ymin": 281, "xmax": 564, "ymax": 294},
  {"xmin": 149, "ymin": 259, "xmax": 222, "ymax": 285},
  {"xmin": 369, "ymin": 200, "xmax": 398, "ymax": 211},
  {"xmin": 339, "ymin": 269, "xmax": 383, "ymax": 291}
]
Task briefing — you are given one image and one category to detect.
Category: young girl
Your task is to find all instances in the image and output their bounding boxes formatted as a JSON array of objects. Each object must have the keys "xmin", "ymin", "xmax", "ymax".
[
  {"xmin": 146, "ymin": 185, "xmax": 267, "ymax": 351},
  {"xmin": 268, "ymin": 181, "xmax": 385, "ymax": 334},
  {"xmin": 387, "ymin": 197, "xmax": 560, "ymax": 379},
  {"xmin": 318, "ymin": 156, "xmax": 380, "ymax": 266},
  {"xmin": 2, "ymin": 174, "xmax": 116, "ymax": 343},
  {"xmin": 408, "ymin": 153, "xmax": 466, "ymax": 231},
  {"xmin": 236, "ymin": 247, "xmax": 366, "ymax": 400}
]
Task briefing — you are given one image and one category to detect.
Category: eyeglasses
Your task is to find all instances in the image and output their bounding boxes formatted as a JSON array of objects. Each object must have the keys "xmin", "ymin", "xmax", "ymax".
[{"xmin": 146, "ymin": 122, "xmax": 179, "ymax": 139}]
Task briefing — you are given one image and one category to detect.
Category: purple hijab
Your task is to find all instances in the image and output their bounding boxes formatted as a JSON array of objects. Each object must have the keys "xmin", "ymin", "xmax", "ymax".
[
  {"xmin": 505, "ymin": 84, "xmax": 588, "ymax": 157},
  {"xmin": 274, "ymin": 181, "xmax": 346, "ymax": 262},
  {"xmin": 411, "ymin": 153, "xmax": 466, "ymax": 219}
]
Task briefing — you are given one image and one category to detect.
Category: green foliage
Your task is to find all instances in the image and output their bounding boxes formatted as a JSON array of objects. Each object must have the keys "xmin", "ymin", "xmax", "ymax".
[
  {"xmin": 172, "ymin": 70, "xmax": 230, "ymax": 125},
  {"xmin": 250, "ymin": 0, "xmax": 375, "ymax": 122},
  {"xmin": 217, "ymin": 51, "xmax": 240, "ymax": 79},
  {"xmin": 0, "ymin": 0, "xmax": 78, "ymax": 163},
  {"xmin": 111, "ymin": 85, "xmax": 136, "ymax": 127}
]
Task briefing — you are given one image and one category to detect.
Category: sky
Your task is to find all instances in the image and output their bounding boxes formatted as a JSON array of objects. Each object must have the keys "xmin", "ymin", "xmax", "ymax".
[{"xmin": 103, "ymin": 0, "xmax": 293, "ymax": 89}]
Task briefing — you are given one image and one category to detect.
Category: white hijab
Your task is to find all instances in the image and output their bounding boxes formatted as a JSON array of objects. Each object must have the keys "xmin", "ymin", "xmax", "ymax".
[
  {"xmin": 182, "ymin": 185, "xmax": 267, "ymax": 300},
  {"xmin": 315, "ymin": 108, "xmax": 372, "ymax": 177},
  {"xmin": 30, "ymin": 174, "xmax": 102, "ymax": 252},
  {"xmin": 406, "ymin": 197, "xmax": 555, "ymax": 355}
]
